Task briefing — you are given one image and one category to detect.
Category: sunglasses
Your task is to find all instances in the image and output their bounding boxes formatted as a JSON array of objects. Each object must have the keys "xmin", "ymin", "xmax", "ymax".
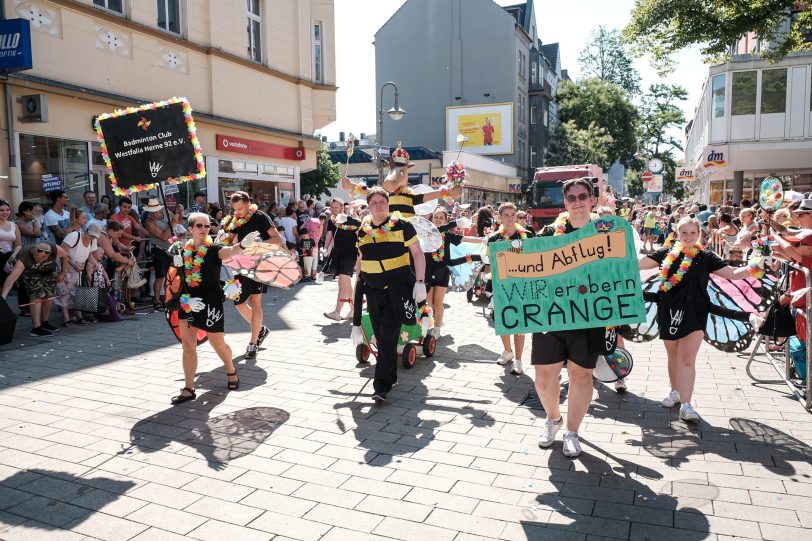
[
  {"xmin": 36, "ymin": 248, "xmax": 51, "ymax": 254},
  {"xmin": 565, "ymin": 193, "xmax": 591, "ymax": 203},
  {"xmin": 193, "ymin": 223, "xmax": 211, "ymax": 229}
]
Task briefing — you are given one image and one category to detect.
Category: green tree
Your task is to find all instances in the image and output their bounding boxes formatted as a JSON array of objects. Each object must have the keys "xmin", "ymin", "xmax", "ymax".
[
  {"xmin": 556, "ymin": 78, "xmax": 640, "ymax": 166},
  {"xmin": 639, "ymin": 84, "xmax": 688, "ymax": 157},
  {"xmin": 578, "ymin": 26, "xmax": 642, "ymax": 95},
  {"xmin": 300, "ymin": 142, "xmax": 341, "ymax": 198},
  {"xmin": 624, "ymin": 0, "xmax": 812, "ymax": 74},
  {"xmin": 625, "ymin": 168, "xmax": 644, "ymax": 198},
  {"xmin": 546, "ymin": 121, "xmax": 612, "ymax": 169},
  {"xmin": 636, "ymin": 85, "xmax": 688, "ymax": 200}
]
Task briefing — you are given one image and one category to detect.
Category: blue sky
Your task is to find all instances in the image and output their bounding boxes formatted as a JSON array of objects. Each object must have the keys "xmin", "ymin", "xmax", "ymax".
[{"xmin": 323, "ymin": 0, "xmax": 708, "ymax": 159}]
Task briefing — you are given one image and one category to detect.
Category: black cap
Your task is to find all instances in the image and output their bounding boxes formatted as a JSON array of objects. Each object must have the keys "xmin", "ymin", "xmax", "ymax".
[{"xmin": 194, "ymin": 191, "xmax": 206, "ymax": 198}]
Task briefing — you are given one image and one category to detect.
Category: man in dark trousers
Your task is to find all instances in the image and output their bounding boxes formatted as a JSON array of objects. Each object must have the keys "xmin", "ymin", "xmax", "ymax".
[
  {"xmin": 221, "ymin": 191, "xmax": 286, "ymax": 359},
  {"xmin": 351, "ymin": 187, "xmax": 426, "ymax": 403}
]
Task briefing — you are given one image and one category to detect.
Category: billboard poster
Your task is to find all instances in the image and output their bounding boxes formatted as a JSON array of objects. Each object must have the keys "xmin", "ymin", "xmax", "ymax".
[
  {"xmin": 490, "ymin": 217, "xmax": 645, "ymax": 335},
  {"xmin": 94, "ymin": 97, "xmax": 206, "ymax": 196},
  {"xmin": 41, "ymin": 173, "xmax": 62, "ymax": 192},
  {"xmin": 446, "ymin": 102, "xmax": 513, "ymax": 155},
  {"xmin": 647, "ymin": 174, "xmax": 663, "ymax": 193}
]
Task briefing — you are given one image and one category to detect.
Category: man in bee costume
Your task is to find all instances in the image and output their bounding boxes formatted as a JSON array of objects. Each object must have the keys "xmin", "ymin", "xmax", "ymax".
[
  {"xmin": 340, "ymin": 144, "xmax": 463, "ymax": 219},
  {"xmin": 351, "ymin": 186, "xmax": 427, "ymax": 403}
]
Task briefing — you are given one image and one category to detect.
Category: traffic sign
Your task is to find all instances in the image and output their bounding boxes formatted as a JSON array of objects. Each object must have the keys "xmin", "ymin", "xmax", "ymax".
[{"xmin": 642, "ymin": 171, "xmax": 653, "ymax": 183}]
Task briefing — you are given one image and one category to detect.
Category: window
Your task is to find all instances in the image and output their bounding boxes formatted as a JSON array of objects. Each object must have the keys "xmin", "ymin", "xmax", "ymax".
[
  {"xmin": 531, "ymin": 62, "xmax": 538, "ymax": 84},
  {"xmin": 731, "ymin": 71, "xmax": 757, "ymax": 115},
  {"xmin": 247, "ymin": 0, "xmax": 262, "ymax": 62},
  {"xmin": 543, "ymin": 108, "xmax": 548, "ymax": 126},
  {"xmin": 518, "ymin": 94, "xmax": 526, "ymax": 119},
  {"xmin": 760, "ymin": 68, "xmax": 787, "ymax": 114},
  {"xmin": 94, "ymin": 0, "xmax": 123, "ymax": 14},
  {"xmin": 712, "ymin": 74, "xmax": 725, "ymax": 118},
  {"xmin": 313, "ymin": 22, "xmax": 323, "ymax": 84},
  {"xmin": 518, "ymin": 52, "xmax": 526, "ymax": 78},
  {"xmin": 530, "ymin": 106, "xmax": 538, "ymax": 125},
  {"xmin": 157, "ymin": 0, "xmax": 181, "ymax": 34}
]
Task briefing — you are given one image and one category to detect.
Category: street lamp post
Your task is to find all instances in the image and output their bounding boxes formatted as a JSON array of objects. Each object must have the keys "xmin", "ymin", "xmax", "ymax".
[{"xmin": 377, "ymin": 81, "xmax": 406, "ymax": 183}]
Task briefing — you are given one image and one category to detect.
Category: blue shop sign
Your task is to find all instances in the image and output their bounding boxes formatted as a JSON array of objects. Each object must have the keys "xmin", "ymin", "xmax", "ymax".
[{"xmin": 0, "ymin": 19, "xmax": 32, "ymax": 72}]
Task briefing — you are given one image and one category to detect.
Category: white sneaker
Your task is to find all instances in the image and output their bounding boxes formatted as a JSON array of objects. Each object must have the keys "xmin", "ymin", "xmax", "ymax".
[
  {"xmin": 511, "ymin": 360, "xmax": 523, "ymax": 375},
  {"xmin": 679, "ymin": 403, "xmax": 700, "ymax": 422},
  {"xmin": 431, "ymin": 326, "xmax": 442, "ymax": 339},
  {"xmin": 614, "ymin": 378, "xmax": 627, "ymax": 392},
  {"xmin": 342, "ymin": 310, "xmax": 354, "ymax": 321},
  {"xmin": 562, "ymin": 431, "xmax": 582, "ymax": 457},
  {"xmin": 497, "ymin": 350, "xmax": 514, "ymax": 365},
  {"xmin": 324, "ymin": 310, "xmax": 342, "ymax": 321},
  {"xmin": 537, "ymin": 417, "xmax": 563, "ymax": 448},
  {"xmin": 662, "ymin": 389, "xmax": 681, "ymax": 407}
]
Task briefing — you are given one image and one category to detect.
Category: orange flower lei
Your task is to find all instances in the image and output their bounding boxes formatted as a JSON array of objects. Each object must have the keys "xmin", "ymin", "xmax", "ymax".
[
  {"xmin": 221, "ymin": 204, "xmax": 258, "ymax": 246},
  {"xmin": 495, "ymin": 224, "xmax": 528, "ymax": 240},
  {"xmin": 360, "ymin": 212, "xmax": 402, "ymax": 238},
  {"xmin": 183, "ymin": 236, "xmax": 212, "ymax": 287},
  {"xmin": 552, "ymin": 212, "xmax": 569, "ymax": 236},
  {"xmin": 658, "ymin": 242, "xmax": 701, "ymax": 292}
]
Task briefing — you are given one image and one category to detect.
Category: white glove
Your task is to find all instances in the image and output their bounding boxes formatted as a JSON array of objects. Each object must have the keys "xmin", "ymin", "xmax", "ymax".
[
  {"xmin": 188, "ymin": 297, "xmax": 205, "ymax": 313},
  {"xmin": 455, "ymin": 217, "xmax": 472, "ymax": 229},
  {"xmin": 173, "ymin": 254, "xmax": 183, "ymax": 267},
  {"xmin": 173, "ymin": 224, "xmax": 188, "ymax": 236},
  {"xmin": 351, "ymin": 325, "xmax": 365, "ymax": 346},
  {"xmin": 413, "ymin": 282, "xmax": 427, "ymax": 304},
  {"xmin": 240, "ymin": 231, "xmax": 261, "ymax": 249}
]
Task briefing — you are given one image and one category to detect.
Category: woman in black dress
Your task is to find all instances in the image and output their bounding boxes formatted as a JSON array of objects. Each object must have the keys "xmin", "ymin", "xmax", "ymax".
[
  {"xmin": 323, "ymin": 197, "xmax": 361, "ymax": 321},
  {"xmin": 639, "ymin": 217, "xmax": 755, "ymax": 422},
  {"xmin": 426, "ymin": 207, "xmax": 479, "ymax": 338},
  {"xmin": 170, "ymin": 212, "xmax": 260, "ymax": 405}
]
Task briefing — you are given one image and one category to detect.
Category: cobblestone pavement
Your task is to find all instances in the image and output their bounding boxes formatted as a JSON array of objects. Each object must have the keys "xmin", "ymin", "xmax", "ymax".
[{"xmin": 0, "ymin": 278, "xmax": 811, "ymax": 541}]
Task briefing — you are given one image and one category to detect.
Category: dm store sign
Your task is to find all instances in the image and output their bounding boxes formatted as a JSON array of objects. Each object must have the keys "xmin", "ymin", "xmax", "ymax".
[{"xmin": 0, "ymin": 19, "xmax": 32, "ymax": 72}]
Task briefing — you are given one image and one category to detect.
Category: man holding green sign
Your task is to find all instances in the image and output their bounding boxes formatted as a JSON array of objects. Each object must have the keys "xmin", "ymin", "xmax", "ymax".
[{"xmin": 490, "ymin": 178, "xmax": 646, "ymax": 457}]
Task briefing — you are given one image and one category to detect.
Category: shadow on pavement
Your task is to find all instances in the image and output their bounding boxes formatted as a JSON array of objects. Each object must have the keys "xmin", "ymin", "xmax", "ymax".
[
  {"xmin": 0, "ymin": 469, "xmax": 135, "ymax": 536},
  {"xmin": 520, "ymin": 446, "xmax": 711, "ymax": 540},
  {"xmin": 125, "ymin": 358, "xmax": 287, "ymax": 470},
  {"xmin": 0, "ymin": 284, "xmax": 301, "ymax": 390},
  {"xmin": 589, "ymin": 387, "xmax": 812, "ymax": 476},
  {"xmin": 331, "ymin": 358, "xmax": 495, "ymax": 465},
  {"xmin": 635, "ymin": 416, "xmax": 812, "ymax": 474}
]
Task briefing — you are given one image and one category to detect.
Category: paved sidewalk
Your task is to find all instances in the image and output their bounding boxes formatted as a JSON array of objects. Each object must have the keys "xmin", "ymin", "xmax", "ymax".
[{"xmin": 0, "ymin": 278, "xmax": 811, "ymax": 540}]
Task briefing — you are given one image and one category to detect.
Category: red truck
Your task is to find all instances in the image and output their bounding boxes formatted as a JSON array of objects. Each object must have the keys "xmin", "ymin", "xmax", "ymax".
[{"xmin": 528, "ymin": 164, "xmax": 604, "ymax": 227}]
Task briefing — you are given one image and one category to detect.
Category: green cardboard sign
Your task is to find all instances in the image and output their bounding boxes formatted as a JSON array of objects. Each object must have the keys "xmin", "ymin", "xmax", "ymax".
[{"xmin": 491, "ymin": 217, "xmax": 646, "ymax": 335}]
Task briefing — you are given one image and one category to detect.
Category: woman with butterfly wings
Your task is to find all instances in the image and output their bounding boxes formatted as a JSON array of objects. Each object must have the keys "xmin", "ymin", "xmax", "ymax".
[
  {"xmin": 218, "ymin": 191, "xmax": 289, "ymax": 360},
  {"xmin": 636, "ymin": 216, "xmax": 770, "ymax": 423},
  {"xmin": 166, "ymin": 212, "xmax": 261, "ymax": 406}
]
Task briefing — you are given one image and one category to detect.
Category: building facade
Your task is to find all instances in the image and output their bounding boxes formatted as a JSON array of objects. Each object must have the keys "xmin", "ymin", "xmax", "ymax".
[
  {"xmin": 374, "ymin": 0, "xmax": 548, "ymax": 190},
  {"xmin": 528, "ymin": 41, "xmax": 565, "ymax": 170},
  {"xmin": 685, "ymin": 46, "xmax": 812, "ymax": 204},
  {"xmin": 1, "ymin": 0, "xmax": 336, "ymax": 210}
]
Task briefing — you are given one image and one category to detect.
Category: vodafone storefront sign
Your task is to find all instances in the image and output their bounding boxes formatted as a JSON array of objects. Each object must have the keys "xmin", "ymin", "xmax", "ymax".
[{"xmin": 215, "ymin": 134, "xmax": 306, "ymax": 161}]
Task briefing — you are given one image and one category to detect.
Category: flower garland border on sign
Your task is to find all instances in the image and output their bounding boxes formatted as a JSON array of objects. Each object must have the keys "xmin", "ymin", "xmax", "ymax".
[{"xmin": 94, "ymin": 96, "xmax": 206, "ymax": 196}]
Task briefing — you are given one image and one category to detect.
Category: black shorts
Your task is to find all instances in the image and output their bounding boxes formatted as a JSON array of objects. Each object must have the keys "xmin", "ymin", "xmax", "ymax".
[
  {"xmin": 531, "ymin": 328, "xmax": 602, "ymax": 369},
  {"xmin": 430, "ymin": 266, "xmax": 450, "ymax": 289},
  {"xmin": 152, "ymin": 249, "xmax": 171, "ymax": 278},
  {"xmin": 234, "ymin": 274, "xmax": 267, "ymax": 305},
  {"xmin": 335, "ymin": 257, "xmax": 356, "ymax": 277}
]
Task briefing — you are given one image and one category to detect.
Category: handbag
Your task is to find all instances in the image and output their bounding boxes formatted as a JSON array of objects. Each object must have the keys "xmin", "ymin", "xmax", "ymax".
[
  {"xmin": 758, "ymin": 302, "xmax": 796, "ymax": 340},
  {"xmin": 71, "ymin": 273, "xmax": 106, "ymax": 313},
  {"xmin": 126, "ymin": 257, "xmax": 147, "ymax": 289}
]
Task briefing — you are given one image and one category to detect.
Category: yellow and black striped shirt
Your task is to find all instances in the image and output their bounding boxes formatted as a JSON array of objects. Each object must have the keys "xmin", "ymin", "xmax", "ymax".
[
  {"xmin": 388, "ymin": 189, "xmax": 425, "ymax": 219},
  {"xmin": 357, "ymin": 216, "xmax": 418, "ymax": 288}
]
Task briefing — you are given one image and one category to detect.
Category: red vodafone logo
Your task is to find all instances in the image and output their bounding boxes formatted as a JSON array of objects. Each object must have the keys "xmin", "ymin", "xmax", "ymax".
[{"xmin": 215, "ymin": 134, "xmax": 306, "ymax": 161}]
